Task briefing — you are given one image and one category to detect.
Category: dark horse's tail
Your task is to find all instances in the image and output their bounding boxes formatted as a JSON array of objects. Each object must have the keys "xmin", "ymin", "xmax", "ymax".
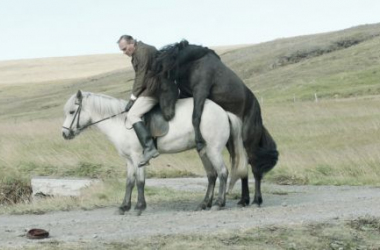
[
  {"xmin": 242, "ymin": 95, "xmax": 278, "ymax": 205},
  {"xmin": 256, "ymin": 126, "xmax": 279, "ymax": 175},
  {"xmin": 146, "ymin": 40, "xmax": 215, "ymax": 121},
  {"xmin": 243, "ymin": 95, "xmax": 279, "ymax": 177}
]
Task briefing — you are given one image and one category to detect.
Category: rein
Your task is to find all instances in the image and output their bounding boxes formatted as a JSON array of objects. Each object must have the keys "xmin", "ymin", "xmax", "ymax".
[
  {"xmin": 62, "ymin": 98, "xmax": 126, "ymax": 133},
  {"xmin": 79, "ymin": 110, "xmax": 127, "ymax": 131}
]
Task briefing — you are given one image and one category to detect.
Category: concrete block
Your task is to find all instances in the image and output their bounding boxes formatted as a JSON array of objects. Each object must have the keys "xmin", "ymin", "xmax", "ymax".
[{"xmin": 31, "ymin": 177, "xmax": 101, "ymax": 197}]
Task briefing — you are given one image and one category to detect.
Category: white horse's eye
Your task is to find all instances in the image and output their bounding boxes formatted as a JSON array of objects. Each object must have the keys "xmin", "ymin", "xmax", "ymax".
[{"xmin": 69, "ymin": 111, "xmax": 75, "ymax": 115}]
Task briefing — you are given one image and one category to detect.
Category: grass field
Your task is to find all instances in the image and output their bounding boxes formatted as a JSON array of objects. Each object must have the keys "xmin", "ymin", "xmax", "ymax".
[
  {"xmin": 1, "ymin": 23, "xmax": 380, "ymax": 209},
  {"xmin": 1, "ymin": 97, "xmax": 379, "ymax": 187}
]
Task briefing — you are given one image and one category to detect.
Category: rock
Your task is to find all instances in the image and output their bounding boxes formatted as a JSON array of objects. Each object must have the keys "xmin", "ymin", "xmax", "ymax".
[{"xmin": 31, "ymin": 177, "xmax": 101, "ymax": 197}]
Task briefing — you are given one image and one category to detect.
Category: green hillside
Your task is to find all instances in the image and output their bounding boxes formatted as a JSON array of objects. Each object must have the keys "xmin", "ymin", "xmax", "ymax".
[{"xmin": 224, "ymin": 23, "xmax": 380, "ymax": 102}]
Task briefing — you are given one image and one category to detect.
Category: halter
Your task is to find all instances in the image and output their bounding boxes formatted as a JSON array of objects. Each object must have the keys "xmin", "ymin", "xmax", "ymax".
[
  {"xmin": 62, "ymin": 98, "xmax": 83, "ymax": 135},
  {"xmin": 62, "ymin": 97, "xmax": 126, "ymax": 135}
]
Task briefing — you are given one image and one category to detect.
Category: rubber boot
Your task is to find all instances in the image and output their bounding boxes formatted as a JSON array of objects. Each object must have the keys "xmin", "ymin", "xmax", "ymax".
[{"xmin": 133, "ymin": 121, "xmax": 160, "ymax": 167}]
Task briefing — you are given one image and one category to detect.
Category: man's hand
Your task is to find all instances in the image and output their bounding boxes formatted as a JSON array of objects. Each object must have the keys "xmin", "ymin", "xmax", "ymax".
[{"xmin": 125, "ymin": 100, "xmax": 135, "ymax": 112}]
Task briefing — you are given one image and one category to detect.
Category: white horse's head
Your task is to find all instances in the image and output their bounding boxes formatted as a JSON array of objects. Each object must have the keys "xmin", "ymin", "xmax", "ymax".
[{"xmin": 62, "ymin": 90, "xmax": 92, "ymax": 140}]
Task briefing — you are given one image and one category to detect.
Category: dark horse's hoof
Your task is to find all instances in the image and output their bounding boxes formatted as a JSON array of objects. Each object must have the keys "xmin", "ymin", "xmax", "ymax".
[
  {"xmin": 237, "ymin": 199, "xmax": 250, "ymax": 207},
  {"xmin": 252, "ymin": 196, "xmax": 263, "ymax": 207}
]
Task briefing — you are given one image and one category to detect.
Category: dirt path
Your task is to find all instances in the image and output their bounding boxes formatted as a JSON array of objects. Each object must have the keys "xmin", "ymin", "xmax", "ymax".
[{"xmin": 1, "ymin": 178, "xmax": 380, "ymax": 248}]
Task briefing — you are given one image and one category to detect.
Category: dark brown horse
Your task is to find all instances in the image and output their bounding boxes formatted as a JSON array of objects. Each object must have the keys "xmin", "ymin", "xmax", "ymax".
[{"xmin": 149, "ymin": 40, "xmax": 278, "ymax": 206}]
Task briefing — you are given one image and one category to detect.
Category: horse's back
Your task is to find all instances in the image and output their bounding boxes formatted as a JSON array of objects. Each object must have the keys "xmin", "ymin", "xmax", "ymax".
[{"xmin": 186, "ymin": 53, "xmax": 250, "ymax": 117}]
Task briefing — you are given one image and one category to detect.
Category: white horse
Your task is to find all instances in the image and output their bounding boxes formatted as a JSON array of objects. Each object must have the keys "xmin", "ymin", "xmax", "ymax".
[{"xmin": 62, "ymin": 91, "xmax": 247, "ymax": 214}]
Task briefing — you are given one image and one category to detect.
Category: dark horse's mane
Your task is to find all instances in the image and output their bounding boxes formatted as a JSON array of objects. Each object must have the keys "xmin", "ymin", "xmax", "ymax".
[
  {"xmin": 153, "ymin": 40, "xmax": 219, "ymax": 79},
  {"xmin": 147, "ymin": 40, "xmax": 217, "ymax": 120}
]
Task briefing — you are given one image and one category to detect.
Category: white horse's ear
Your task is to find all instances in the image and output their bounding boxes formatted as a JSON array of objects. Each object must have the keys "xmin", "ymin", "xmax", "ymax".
[{"xmin": 76, "ymin": 90, "xmax": 83, "ymax": 101}]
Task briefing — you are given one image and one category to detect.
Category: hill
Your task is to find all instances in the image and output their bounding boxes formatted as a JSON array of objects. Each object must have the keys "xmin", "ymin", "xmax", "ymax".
[
  {"xmin": 2, "ymin": 23, "xmax": 380, "ymax": 120},
  {"xmin": 223, "ymin": 23, "xmax": 380, "ymax": 102}
]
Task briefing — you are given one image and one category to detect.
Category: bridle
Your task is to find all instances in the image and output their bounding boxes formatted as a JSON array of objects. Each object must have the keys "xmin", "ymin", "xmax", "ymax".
[{"xmin": 62, "ymin": 97, "xmax": 126, "ymax": 136}]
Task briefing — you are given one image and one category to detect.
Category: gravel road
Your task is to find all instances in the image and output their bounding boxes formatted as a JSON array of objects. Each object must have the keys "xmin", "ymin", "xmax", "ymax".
[{"xmin": 1, "ymin": 178, "xmax": 379, "ymax": 249}]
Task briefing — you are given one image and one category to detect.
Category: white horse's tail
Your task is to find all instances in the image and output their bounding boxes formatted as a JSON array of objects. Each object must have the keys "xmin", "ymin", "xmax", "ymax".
[{"xmin": 226, "ymin": 113, "xmax": 248, "ymax": 193}]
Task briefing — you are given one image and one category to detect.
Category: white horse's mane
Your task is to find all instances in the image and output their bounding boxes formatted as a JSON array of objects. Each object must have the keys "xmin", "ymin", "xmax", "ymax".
[{"xmin": 65, "ymin": 92, "xmax": 127, "ymax": 121}]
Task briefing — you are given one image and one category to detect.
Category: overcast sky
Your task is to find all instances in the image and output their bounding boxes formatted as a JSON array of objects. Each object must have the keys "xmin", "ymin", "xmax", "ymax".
[{"xmin": 1, "ymin": 0, "xmax": 379, "ymax": 61}]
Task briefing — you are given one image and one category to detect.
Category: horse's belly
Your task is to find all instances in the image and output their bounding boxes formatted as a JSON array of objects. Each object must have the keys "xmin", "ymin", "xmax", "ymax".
[
  {"xmin": 157, "ymin": 132, "xmax": 196, "ymax": 153},
  {"xmin": 156, "ymin": 98, "xmax": 229, "ymax": 154}
]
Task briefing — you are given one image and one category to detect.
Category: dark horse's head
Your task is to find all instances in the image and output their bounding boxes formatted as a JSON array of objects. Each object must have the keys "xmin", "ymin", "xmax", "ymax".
[{"xmin": 146, "ymin": 40, "xmax": 218, "ymax": 121}]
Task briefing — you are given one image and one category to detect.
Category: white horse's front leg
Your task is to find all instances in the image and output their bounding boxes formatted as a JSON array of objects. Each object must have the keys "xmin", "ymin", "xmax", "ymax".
[
  {"xmin": 134, "ymin": 161, "xmax": 146, "ymax": 216},
  {"xmin": 118, "ymin": 159, "xmax": 136, "ymax": 215}
]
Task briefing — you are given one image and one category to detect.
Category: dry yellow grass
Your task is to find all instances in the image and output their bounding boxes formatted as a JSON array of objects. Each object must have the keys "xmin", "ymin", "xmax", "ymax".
[
  {"xmin": 0, "ymin": 45, "xmax": 249, "ymax": 85},
  {"xmin": 262, "ymin": 97, "xmax": 380, "ymax": 185},
  {"xmin": 0, "ymin": 54, "xmax": 128, "ymax": 85}
]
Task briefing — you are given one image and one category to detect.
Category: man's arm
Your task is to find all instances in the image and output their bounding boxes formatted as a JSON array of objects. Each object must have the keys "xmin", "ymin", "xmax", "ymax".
[{"xmin": 130, "ymin": 49, "xmax": 150, "ymax": 100}]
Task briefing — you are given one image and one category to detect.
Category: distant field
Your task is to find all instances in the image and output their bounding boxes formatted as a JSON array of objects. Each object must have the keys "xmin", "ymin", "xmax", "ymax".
[
  {"xmin": 0, "ymin": 45, "xmax": 249, "ymax": 85},
  {"xmin": 0, "ymin": 54, "xmax": 128, "ymax": 85}
]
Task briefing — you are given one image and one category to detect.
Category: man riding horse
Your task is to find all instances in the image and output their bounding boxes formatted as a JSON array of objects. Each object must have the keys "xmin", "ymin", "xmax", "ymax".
[{"xmin": 117, "ymin": 35, "xmax": 160, "ymax": 167}]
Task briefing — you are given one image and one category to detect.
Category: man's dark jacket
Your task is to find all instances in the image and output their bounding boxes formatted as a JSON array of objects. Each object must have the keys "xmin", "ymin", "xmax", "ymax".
[{"xmin": 131, "ymin": 41, "xmax": 157, "ymax": 98}]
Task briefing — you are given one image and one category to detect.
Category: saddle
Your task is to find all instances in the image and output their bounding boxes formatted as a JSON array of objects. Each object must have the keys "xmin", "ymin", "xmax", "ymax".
[{"xmin": 143, "ymin": 105, "xmax": 170, "ymax": 138}]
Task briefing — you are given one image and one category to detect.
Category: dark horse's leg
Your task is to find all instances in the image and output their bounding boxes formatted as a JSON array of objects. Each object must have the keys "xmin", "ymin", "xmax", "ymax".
[
  {"xmin": 242, "ymin": 98, "xmax": 265, "ymax": 206},
  {"xmin": 252, "ymin": 170, "xmax": 263, "ymax": 205},
  {"xmin": 238, "ymin": 177, "xmax": 250, "ymax": 206},
  {"xmin": 192, "ymin": 87, "xmax": 210, "ymax": 152},
  {"xmin": 245, "ymin": 140, "xmax": 265, "ymax": 206}
]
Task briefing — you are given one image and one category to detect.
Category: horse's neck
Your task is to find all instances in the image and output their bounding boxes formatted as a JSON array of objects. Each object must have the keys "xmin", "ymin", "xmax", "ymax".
[
  {"xmin": 94, "ymin": 116, "xmax": 135, "ymax": 153},
  {"xmin": 89, "ymin": 99, "xmax": 132, "ymax": 147}
]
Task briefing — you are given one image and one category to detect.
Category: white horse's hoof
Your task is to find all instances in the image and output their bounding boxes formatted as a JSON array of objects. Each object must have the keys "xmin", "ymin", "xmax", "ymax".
[
  {"xmin": 116, "ymin": 209, "xmax": 125, "ymax": 215},
  {"xmin": 211, "ymin": 205, "xmax": 222, "ymax": 211}
]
